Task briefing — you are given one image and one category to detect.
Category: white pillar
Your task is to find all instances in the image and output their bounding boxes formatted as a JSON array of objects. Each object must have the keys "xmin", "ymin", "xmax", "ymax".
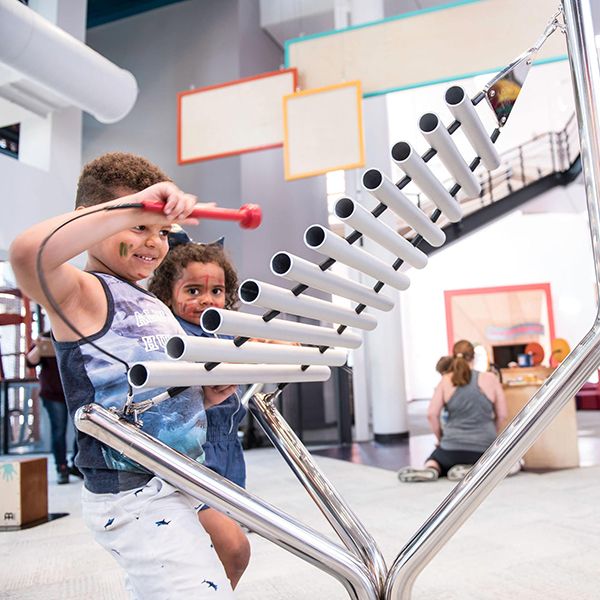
[
  {"xmin": 333, "ymin": 0, "xmax": 374, "ymax": 441},
  {"xmin": 345, "ymin": 0, "xmax": 410, "ymax": 442},
  {"xmin": 360, "ymin": 97, "xmax": 410, "ymax": 442}
]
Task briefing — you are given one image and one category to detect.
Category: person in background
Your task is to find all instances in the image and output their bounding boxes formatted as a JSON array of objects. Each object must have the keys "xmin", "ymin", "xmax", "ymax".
[
  {"xmin": 398, "ymin": 339, "xmax": 508, "ymax": 483},
  {"xmin": 435, "ymin": 355, "xmax": 453, "ymax": 376},
  {"xmin": 26, "ymin": 330, "xmax": 80, "ymax": 484}
]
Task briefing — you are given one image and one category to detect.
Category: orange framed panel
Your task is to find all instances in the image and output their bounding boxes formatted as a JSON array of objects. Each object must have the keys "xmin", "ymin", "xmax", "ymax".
[
  {"xmin": 177, "ymin": 68, "xmax": 297, "ymax": 164},
  {"xmin": 283, "ymin": 81, "xmax": 365, "ymax": 181}
]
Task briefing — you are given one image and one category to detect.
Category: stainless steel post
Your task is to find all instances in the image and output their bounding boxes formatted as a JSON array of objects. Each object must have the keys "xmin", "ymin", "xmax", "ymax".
[
  {"xmin": 75, "ymin": 403, "xmax": 379, "ymax": 600},
  {"xmin": 249, "ymin": 392, "xmax": 387, "ymax": 592},
  {"xmin": 384, "ymin": 2, "xmax": 600, "ymax": 598}
]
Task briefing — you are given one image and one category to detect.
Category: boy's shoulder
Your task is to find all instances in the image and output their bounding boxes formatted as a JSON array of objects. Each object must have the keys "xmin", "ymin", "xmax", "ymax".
[{"xmin": 51, "ymin": 270, "xmax": 109, "ymax": 342}]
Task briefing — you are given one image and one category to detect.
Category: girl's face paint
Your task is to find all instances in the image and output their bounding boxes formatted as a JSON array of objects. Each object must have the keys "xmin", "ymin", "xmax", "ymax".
[{"xmin": 171, "ymin": 261, "xmax": 226, "ymax": 324}]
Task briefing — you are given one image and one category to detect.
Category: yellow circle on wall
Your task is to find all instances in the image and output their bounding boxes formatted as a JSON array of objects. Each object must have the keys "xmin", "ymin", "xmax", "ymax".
[{"xmin": 550, "ymin": 338, "xmax": 570, "ymax": 366}]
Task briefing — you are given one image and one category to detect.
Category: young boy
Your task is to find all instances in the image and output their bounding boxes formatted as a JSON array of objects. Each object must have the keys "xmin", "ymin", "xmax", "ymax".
[{"xmin": 9, "ymin": 152, "xmax": 236, "ymax": 598}]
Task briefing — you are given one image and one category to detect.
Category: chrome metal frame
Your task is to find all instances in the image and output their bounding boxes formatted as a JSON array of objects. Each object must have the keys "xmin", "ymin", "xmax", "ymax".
[
  {"xmin": 248, "ymin": 392, "xmax": 387, "ymax": 592},
  {"xmin": 384, "ymin": 1, "xmax": 600, "ymax": 597},
  {"xmin": 74, "ymin": 2, "xmax": 599, "ymax": 598},
  {"xmin": 75, "ymin": 403, "xmax": 379, "ymax": 600}
]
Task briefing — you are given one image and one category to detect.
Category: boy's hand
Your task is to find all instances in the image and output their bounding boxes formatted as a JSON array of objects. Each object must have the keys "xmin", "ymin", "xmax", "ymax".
[
  {"xmin": 202, "ymin": 384, "xmax": 238, "ymax": 408},
  {"xmin": 131, "ymin": 182, "xmax": 208, "ymax": 225}
]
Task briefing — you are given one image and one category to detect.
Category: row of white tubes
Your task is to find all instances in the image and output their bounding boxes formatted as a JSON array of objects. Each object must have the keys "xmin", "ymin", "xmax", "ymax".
[{"xmin": 129, "ymin": 86, "xmax": 501, "ymax": 390}]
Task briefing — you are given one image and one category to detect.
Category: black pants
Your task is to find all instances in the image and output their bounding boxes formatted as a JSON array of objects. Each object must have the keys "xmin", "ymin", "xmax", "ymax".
[
  {"xmin": 42, "ymin": 399, "xmax": 77, "ymax": 470},
  {"xmin": 427, "ymin": 447, "xmax": 485, "ymax": 476}
]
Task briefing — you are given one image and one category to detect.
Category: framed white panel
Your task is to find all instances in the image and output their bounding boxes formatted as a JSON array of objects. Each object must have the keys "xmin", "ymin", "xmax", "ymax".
[
  {"xmin": 285, "ymin": 0, "xmax": 566, "ymax": 97},
  {"xmin": 283, "ymin": 81, "xmax": 365, "ymax": 180},
  {"xmin": 178, "ymin": 68, "xmax": 297, "ymax": 164}
]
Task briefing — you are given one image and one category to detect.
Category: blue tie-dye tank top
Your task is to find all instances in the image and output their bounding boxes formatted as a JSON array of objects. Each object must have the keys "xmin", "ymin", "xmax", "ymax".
[{"xmin": 54, "ymin": 272, "xmax": 207, "ymax": 493}]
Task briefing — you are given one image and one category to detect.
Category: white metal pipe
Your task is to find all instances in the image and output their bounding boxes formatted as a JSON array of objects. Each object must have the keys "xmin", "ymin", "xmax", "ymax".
[
  {"xmin": 334, "ymin": 198, "xmax": 427, "ymax": 269},
  {"xmin": 166, "ymin": 335, "xmax": 348, "ymax": 367},
  {"xmin": 0, "ymin": 0, "xmax": 138, "ymax": 123},
  {"xmin": 201, "ymin": 308, "xmax": 362, "ymax": 349},
  {"xmin": 391, "ymin": 142, "xmax": 462, "ymax": 223},
  {"xmin": 271, "ymin": 252, "xmax": 394, "ymax": 312},
  {"xmin": 419, "ymin": 113, "xmax": 481, "ymax": 198},
  {"xmin": 239, "ymin": 279, "xmax": 377, "ymax": 330},
  {"xmin": 445, "ymin": 85, "xmax": 501, "ymax": 171},
  {"xmin": 128, "ymin": 362, "xmax": 331, "ymax": 389},
  {"xmin": 304, "ymin": 225, "xmax": 410, "ymax": 291},
  {"xmin": 361, "ymin": 169, "xmax": 446, "ymax": 247}
]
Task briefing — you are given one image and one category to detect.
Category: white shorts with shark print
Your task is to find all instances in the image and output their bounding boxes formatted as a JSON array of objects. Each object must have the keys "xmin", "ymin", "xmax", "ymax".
[{"xmin": 81, "ymin": 476, "xmax": 235, "ymax": 599}]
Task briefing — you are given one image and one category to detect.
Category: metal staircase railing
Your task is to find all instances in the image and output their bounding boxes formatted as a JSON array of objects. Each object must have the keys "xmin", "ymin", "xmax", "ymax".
[{"xmin": 401, "ymin": 111, "xmax": 581, "ymax": 237}]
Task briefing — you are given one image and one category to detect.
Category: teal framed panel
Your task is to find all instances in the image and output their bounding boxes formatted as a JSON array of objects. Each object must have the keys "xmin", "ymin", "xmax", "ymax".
[{"xmin": 284, "ymin": 0, "xmax": 566, "ymax": 98}]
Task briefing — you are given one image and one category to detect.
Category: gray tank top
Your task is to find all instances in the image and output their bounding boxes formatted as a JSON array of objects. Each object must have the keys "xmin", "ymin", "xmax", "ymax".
[{"xmin": 440, "ymin": 370, "xmax": 497, "ymax": 452}]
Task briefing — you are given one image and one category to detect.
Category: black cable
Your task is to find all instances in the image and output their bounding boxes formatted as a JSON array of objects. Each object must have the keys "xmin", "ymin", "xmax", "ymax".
[{"xmin": 35, "ymin": 203, "xmax": 144, "ymax": 378}]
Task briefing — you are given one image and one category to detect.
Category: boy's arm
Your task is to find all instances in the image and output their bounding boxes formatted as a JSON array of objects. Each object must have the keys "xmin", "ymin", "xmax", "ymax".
[{"xmin": 10, "ymin": 183, "xmax": 198, "ymax": 336}]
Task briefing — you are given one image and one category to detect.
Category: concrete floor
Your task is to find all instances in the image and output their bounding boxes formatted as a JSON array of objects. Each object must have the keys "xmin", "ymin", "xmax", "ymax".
[{"xmin": 2, "ymin": 408, "xmax": 600, "ymax": 599}]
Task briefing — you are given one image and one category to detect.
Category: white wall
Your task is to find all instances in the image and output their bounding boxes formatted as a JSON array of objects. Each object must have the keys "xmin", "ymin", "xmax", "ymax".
[
  {"xmin": 85, "ymin": 0, "xmax": 327, "ymax": 284},
  {"xmin": 378, "ymin": 56, "xmax": 589, "ymax": 402},
  {"xmin": 0, "ymin": 0, "xmax": 84, "ymax": 257},
  {"xmin": 400, "ymin": 182, "xmax": 597, "ymax": 400}
]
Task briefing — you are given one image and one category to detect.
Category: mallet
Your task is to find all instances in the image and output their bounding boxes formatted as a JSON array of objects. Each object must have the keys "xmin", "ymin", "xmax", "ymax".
[{"xmin": 140, "ymin": 200, "xmax": 262, "ymax": 229}]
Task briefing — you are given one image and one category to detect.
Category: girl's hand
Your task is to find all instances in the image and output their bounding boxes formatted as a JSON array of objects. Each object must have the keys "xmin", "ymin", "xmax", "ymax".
[
  {"xmin": 250, "ymin": 337, "xmax": 301, "ymax": 346},
  {"xmin": 203, "ymin": 384, "xmax": 238, "ymax": 408}
]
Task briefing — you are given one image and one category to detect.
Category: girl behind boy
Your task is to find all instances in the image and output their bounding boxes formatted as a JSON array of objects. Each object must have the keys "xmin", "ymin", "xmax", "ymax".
[{"xmin": 148, "ymin": 241, "xmax": 250, "ymax": 589}]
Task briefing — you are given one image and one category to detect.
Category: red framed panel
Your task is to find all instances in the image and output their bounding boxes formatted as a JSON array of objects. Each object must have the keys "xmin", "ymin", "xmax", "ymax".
[
  {"xmin": 177, "ymin": 68, "xmax": 298, "ymax": 165},
  {"xmin": 444, "ymin": 283, "xmax": 556, "ymax": 354}
]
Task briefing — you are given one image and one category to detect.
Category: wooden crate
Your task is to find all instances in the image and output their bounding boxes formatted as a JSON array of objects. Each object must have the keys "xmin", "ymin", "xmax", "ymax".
[{"xmin": 0, "ymin": 457, "xmax": 48, "ymax": 528}]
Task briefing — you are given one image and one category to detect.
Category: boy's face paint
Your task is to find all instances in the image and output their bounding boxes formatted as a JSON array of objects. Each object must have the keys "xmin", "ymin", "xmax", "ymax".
[
  {"xmin": 171, "ymin": 261, "xmax": 226, "ymax": 324},
  {"xmin": 89, "ymin": 223, "xmax": 171, "ymax": 282}
]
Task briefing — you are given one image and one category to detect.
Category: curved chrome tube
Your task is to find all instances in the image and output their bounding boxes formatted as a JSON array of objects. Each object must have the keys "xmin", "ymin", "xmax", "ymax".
[
  {"xmin": 385, "ymin": 1, "xmax": 600, "ymax": 598},
  {"xmin": 75, "ymin": 403, "xmax": 379, "ymax": 600},
  {"xmin": 249, "ymin": 392, "xmax": 388, "ymax": 593}
]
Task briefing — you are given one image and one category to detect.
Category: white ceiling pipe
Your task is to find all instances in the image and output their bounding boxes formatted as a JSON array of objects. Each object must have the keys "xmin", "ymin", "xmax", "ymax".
[
  {"xmin": 0, "ymin": 0, "xmax": 138, "ymax": 123},
  {"xmin": 445, "ymin": 85, "xmax": 501, "ymax": 171},
  {"xmin": 362, "ymin": 169, "xmax": 446, "ymax": 247},
  {"xmin": 239, "ymin": 279, "xmax": 376, "ymax": 331},
  {"xmin": 128, "ymin": 362, "xmax": 331, "ymax": 390},
  {"xmin": 201, "ymin": 308, "xmax": 362, "ymax": 349},
  {"xmin": 419, "ymin": 112, "xmax": 481, "ymax": 198},
  {"xmin": 304, "ymin": 225, "xmax": 410, "ymax": 291},
  {"xmin": 334, "ymin": 198, "xmax": 427, "ymax": 269},
  {"xmin": 270, "ymin": 252, "xmax": 394, "ymax": 312},
  {"xmin": 166, "ymin": 336, "xmax": 348, "ymax": 367},
  {"xmin": 391, "ymin": 142, "xmax": 462, "ymax": 223}
]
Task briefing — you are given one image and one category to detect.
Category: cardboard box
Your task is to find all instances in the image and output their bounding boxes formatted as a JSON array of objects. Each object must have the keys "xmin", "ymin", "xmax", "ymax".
[{"xmin": 0, "ymin": 457, "xmax": 48, "ymax": 528}]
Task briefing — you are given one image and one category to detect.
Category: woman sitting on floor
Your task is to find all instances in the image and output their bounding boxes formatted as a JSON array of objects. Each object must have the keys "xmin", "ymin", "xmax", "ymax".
[{"xmin": 398, "ymin": 340, "xmax": 508, "ymax": 483}]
